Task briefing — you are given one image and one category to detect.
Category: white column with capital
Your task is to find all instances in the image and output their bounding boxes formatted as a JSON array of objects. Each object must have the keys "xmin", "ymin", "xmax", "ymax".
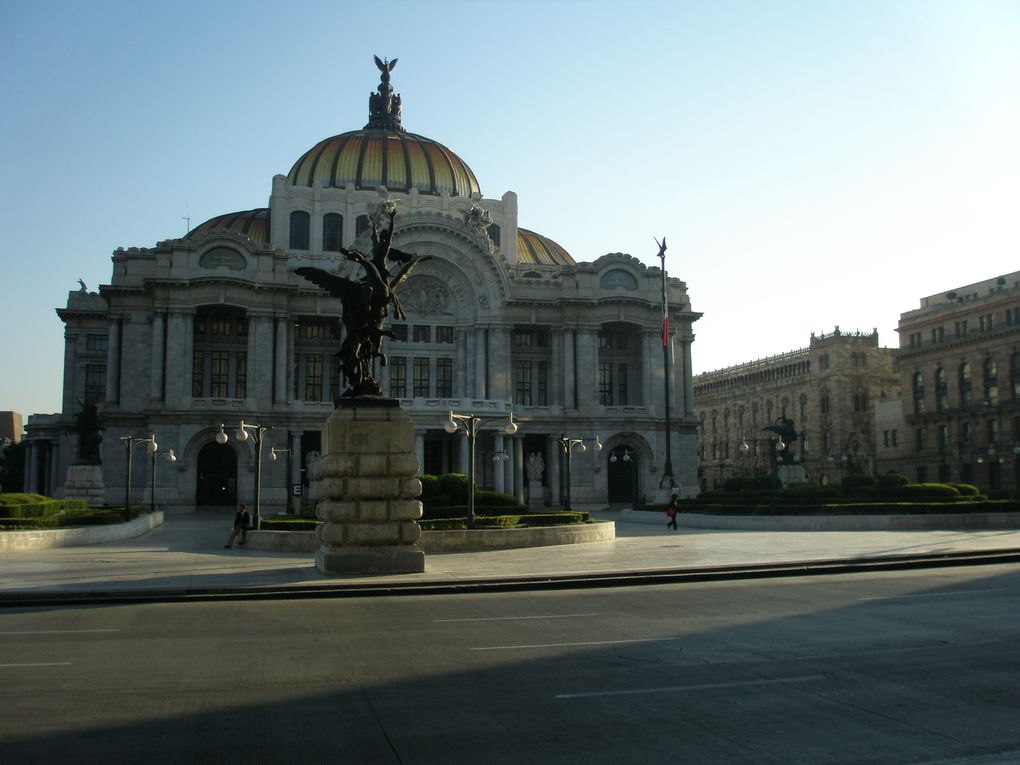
[
  {"xmin": 105, "ymin": 317, "xmax": 121, "ymax": 404},
  {"xmin": 562, "ymin": 330, "xmax": 575, "ymax": 410},
  {"xmin": 275, "ymin": 316, "xmax": 289, "ymax": 403},
  {"xmin": 474, "ymin": 329, "xmax": 487, "ymax": 399},
  {"xmin": 150, "ymin": 312, "xmax": 165, "ymax": 402},
  {"xmin": 493, "ymin": 433, "xmax": 505, "ymax": 493}
]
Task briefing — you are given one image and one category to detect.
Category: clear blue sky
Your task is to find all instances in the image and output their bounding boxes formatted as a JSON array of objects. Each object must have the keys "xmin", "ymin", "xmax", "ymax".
[{"xmin": 2, "ymin": 0, "xmax": 1018, "ymax": 420}]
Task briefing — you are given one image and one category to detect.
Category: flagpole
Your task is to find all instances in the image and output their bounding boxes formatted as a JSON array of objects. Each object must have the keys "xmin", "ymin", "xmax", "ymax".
[{"xmin": 656, "ymin": 237, "xmax": 674, "ymax": 489}]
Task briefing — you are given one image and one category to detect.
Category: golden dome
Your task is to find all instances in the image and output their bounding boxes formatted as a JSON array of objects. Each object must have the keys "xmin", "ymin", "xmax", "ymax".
[{"xmin": 517, "ymin": 228, "xmax": 575, "ymax": 266}]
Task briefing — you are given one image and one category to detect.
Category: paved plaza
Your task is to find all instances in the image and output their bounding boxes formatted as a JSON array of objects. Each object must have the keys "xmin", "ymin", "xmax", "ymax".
[{"xmin": 3, "ymin": 509, "xmax": 1020, "ymax": 604}]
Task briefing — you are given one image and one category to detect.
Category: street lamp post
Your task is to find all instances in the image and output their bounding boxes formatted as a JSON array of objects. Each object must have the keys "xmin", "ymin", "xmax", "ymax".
[
  {"xmin": 218, "ymin": 420, "xmax": 271, "ymax": 530},
  {"xmin": 558, "ymin": 434, "xmax": 603, "ymax": 511},
  {"xmin": 444, "ymin": 410, "xmax": 517, "ymax": 528},
  {"xmin": 120, "ymin": 433, "xmax": 156, "ymax": 522},
  {"xmin": 149, "ymin": 446, "xmax": 177, "ymax": 514}
]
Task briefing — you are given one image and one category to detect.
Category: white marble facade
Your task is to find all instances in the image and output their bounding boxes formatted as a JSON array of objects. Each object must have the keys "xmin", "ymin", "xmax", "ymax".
[{"xmin": 25, "ymin": 64, "xmax": 700, "ymax": 512}]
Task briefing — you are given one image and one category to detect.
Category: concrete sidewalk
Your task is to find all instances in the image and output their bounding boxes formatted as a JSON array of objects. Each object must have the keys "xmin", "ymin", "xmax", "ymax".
[{"xmin": 2, "ymin": 509, "xmax": 1020, "ymax": 605}]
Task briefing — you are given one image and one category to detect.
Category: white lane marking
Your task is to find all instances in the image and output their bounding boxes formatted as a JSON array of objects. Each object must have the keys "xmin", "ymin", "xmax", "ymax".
[
  {"xmin": 555, "ymin": 675, "xmax": 827, "ymax": 699},
  {"xmin": 858, "ymin": 588, "xmax": 1004, "ymax": 602},
  {"xmin": 472, "ymin": 637, "xmax": 680, "ymax": 651},
  {"xmin": 0, "ymin": 629, "xmax": 120, "ymax": 635},
  {"xmin": 436, "ymin": 613, "xmax": 600, "ymax": 623},
  {"xmin": 0, "ymin": 662, "xmax": 73, "ymax": 668}
]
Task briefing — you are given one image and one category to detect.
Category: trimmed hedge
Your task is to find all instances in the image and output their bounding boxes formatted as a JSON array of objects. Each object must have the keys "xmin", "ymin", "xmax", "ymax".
[
  {"xmin": 0, "ymin": 493, "xmax": 50, "ymax": 506},
  {"xmin": 0, "ymin": 498, "xmax": 90, "ymax": 519},
  {"xmin": 260, "ymin": 517, "xmax": 319, "ymax": 531},
  {"xmin": 418, "ymin": 511, "xmax": 591, "ymax": 531},
  {"xmin": 0, "ymin": 507, "xmax": 141, "ymax": 529}
]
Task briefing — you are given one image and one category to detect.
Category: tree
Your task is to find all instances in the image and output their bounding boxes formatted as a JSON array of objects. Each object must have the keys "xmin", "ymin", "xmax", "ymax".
[{"xmin": 0, "ymin": 440, "xmax": 26, "ymax": 493}]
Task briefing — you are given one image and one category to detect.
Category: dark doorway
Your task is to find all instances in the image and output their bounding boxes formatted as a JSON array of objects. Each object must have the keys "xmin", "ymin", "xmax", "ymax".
[
  {"xmin": 196, "ymin": 441, "xmax": 237, "ymax": 506},
  {"xmin": 607, "ymin": 445, "xmax": 638, "ymax": 504}
]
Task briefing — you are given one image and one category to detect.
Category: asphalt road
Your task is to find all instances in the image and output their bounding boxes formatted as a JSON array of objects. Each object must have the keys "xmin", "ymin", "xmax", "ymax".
[{"xmin": 2, "ymin": 564, "xmax": 1020, "ymax": 764}]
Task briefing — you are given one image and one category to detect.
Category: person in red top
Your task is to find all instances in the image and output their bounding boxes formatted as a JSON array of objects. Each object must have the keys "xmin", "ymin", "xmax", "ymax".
[
  {"xmin": 224, "ymin": 504, "xmax": 251, "ymax": 549},
  {"xmin": 666, "ymin": 496, "xmax": 678, "ymax": 531}
]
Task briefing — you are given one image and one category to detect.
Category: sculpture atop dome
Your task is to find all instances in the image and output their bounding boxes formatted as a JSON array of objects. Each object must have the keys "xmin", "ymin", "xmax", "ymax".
[{"xmin": 366, "ymin": 55, "xmax": 404, "ymax": 131}]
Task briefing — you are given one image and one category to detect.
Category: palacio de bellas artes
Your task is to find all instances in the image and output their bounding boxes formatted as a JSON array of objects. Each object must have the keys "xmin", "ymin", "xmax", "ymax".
[{"xmin": 23, "ymin": 57, "xmax": 700, "ymax": 521}]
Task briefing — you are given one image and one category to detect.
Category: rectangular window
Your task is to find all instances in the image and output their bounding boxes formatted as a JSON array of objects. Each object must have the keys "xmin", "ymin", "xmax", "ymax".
[
  {"xmin": 938, "ymin": 425, "xmax": 949, "ymax": 450},
  {"xmin": 599, "ymin": 362, "xmax": 613, "ymax": 405},
  {"xmin": 413, "ymin": 326, "xmax": 431, "ymax": 343},
  {"xmin": 390, "ymin": 324, "xmax": 408, "ymax": 342},
  {"xmin": 915, "ymin": 428, "xmax": 926, "ymax": 452},
  {"xmin": 305, "ymin": 354, "xmax": 323, "ymax": 401},
  {"xmin": 537, "ymin": 360, "xmax": 548, "ymax": 405},
  {"xmin": 211, "ymin": 351, "xmax": 229, "ymax": 397},
  {"xmin": 436, "ymin": 326, "xmax": 454, "ymax": 344},
  {"xmin": 84, "ymin": 364, "xmax": 106, "ymax": 404},
  {"xmin": 955, "ymin": 320, "xmax": 968, "ymax": 338},
  {"xmin": 962, "ymin": 422, "xmax": 973, "ymax": 444},
  {"xmin": 323, "ymin": 214, "xmax": 343, "ymax": 252},
  {"xmin": 235, "ymin": 352, "xmax": 247, "ymax": 398},
  {"xmin": 1006, "ymin": 307, "xmax": 1020, "ymax": 326},
  {"xmin": 389, "ymin": 357, "xmax": 407, "ymax": 398},
  {"xmin": 436, "ymin": 358, "xmax": 453, "ymax": 397},
  {"xmin": 617, "ymin": 363, "xmax": 628, "ymax": 405},
  {"xmin": 86, "ymin": 334, "xmax": 108, "ymax": 353},
  {"xmin": 193, "ymin": 351, "xmax": 204, "ymax": 397},
  {"xmin": 413, "ymin": 358, "xmax": 430, "ymax": 397},
  {"xmin": 514, "ymin": 361, "xmax": 532, "ymax": 406},
  {"xmin": 891, "ymin": 430, "xmax": 898, "ymax": 447},
  {"xmin": 536, "ymin": 329, "xmax": 550, "ymax": 347},
  {"xmin": 211, "ymin": 315, "xmax": 233, "ymax": 336},
  {"xmin": 980, "ymin": 314, "xmax": 993, "ymax": 332},
  {"xmin": 883, "ymin": 430, "xmax": 890, "ymax": 448},
  {"xmin": 513, "ymin": 330, "xmax": 533, "ymax": 347}
]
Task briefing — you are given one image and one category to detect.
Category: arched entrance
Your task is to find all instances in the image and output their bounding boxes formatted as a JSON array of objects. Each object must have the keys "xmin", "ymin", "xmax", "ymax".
[
  {"xmin": 196, "ymin": 441, "xmax": 237, "ymax": 506},
  {"xmin": 607, "ymin": 445, "xmax": 639, "ymax": 504}
]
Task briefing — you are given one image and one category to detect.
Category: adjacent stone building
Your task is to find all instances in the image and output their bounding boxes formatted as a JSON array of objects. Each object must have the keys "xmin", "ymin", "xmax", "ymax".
[
  {"xmin": 693, "ymin": 328, "xmax": 899, "ymax": 490},
  {"xmin": 23, "ymin": 60, "xmax": 700, "ymax": 511},
  {"xmin": 885, "ymin": 271, "xmax": 1020, "ymax": 492}
]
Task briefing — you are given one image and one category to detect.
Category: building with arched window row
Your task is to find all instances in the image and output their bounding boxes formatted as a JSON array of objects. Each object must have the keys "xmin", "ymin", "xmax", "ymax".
[{"xmin": 23, "ymin": 60, "xmax": 700, "ymax": 512}]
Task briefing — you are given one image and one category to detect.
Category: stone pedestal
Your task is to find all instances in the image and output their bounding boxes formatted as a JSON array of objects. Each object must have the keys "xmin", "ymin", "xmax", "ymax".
[
  {"xmin": 777, "ymin": 464, "xmax": 807, "ymax": 486},
  {"xmin": 63, "ymin": 463, "xmax": 105, "ymax": 506},
  {"xmin": 313, "ymin": 401, "xmax": 425, "ymax": 575},
  {"xmin": 527, "ymin": 480, "xmax": 544, "ymax": 508}
]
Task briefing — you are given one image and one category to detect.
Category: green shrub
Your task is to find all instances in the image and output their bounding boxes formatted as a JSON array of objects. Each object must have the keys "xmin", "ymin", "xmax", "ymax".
[
  {"xmin": 842, "ymin": 473, "xmax": 877, "ymax": 493},
  {"xmin": 418, "ymin": 474, "xmax": 442, "ymax": 499},
  {"xmin": 951, "ymin": 483, "xmax": 980, "ymax": 497},
  {"xmin": 439, "ymin": 473, "xmax": 472, "ymax": 503},
  {"xmin": 877, "ymin": 471, "xmax": 909, "ymax": 491},
  {"xmin": 0, "ymin": 493, "xmax": 50, "ymax": 506},
  {"xmin": 261, "ymin": 516, "xmax": 320, "ymax": 531},
  {"xmin": 0, "ymin": 498, "xmax": 90, "ymax": 518},
  {"xmin": 892, "ymin": 483, "xmax": 961, "ymax": 499}
]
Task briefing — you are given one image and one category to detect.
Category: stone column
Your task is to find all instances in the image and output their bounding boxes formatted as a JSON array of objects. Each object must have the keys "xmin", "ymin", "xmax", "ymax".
[
  {"xmin": 493, "ymin": 433, "xmax": 505, "ymax": 493},
  {"xmin": 454, "ymin": 328, "xmax": 468, "ymax": 397},
  {"xmin": 681, "ymin": 337, "xmax": 695, "ymax": 417},
  {"xmin": 488, "ymin": 327, "xmax": 510, "ymax": 401},
  {"xmin": 313, "ymin": 403, "xmax": 424, "ymax": 574},
  {"xmin": 562, "ymin": 330, "xmax": 575, "ymax": 410},
  {"xmin": 575, "ymin": 328, "xmax": 599, "ymax": 411},
  {"xmin": 105, "ymin": 317, "xmax": 121, "ymax": 404},
  {"xmin": 512, "ymin": 436, "xmax": 524, "ymax": 503},
  {"xmin": 290, "ymin": 431, "xmax": 303, "ymax": 511},
  {"xmin": 150, "ymin": 312, "xmax": 165, "ymax": 402},
  {"xmin": 25, "ymin": 442, "xmax": 38, "ymax": 493},
  {"xmin": 248, "ymin": 313, "xmax": 273, "ymax": 403},
  {"xmin": 551, "ymin": 330, "xmax": 564, "ymax": 407},
  {"xmin": 474, "ymin": 328, "xmax": 487, "ymax": 399},
  {"xmin": 415, "ymin": 432, "xmax": 425, "ymax": 472},
  {"xmin": 275, "ymin": 317, "xmax": 289, "ymax": 403},
  {"xmin": 549, "ymin": 443, "xmax": 561, "ymax": 508},
  {"xmin": 642, "ymin": 331, "xmax": 655, "ymax": 409}
]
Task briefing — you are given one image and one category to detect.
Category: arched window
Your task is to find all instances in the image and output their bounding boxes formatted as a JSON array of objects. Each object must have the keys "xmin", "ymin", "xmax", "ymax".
[
  {"xmin": 799, "ymin": 394, "xmax": 808, "ymax": 421},
  {"xmin": 913, "ymin": 371, "xmax": 925, "ymax": 415},
  {"xmin": 935, "ymin": 367, "xmax": 948, "ymax": 413},
  {"xmin": 322, "ymin": 213, "xmax": 343, "ymax": 252},
  {"xmin": 984, "ymin": 358, "xmax": 999, "ymax": 405},
  {"xmin": 959, "ymin": 362, "xmax": 972, "ymax": 408},
  {"xmin": 289, "ymin": 211, "xmax": 310, "ymax": 250}
]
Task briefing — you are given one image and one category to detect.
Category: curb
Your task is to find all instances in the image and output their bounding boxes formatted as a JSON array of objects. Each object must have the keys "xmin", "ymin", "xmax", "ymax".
[{"xmin": 4, "ymin": 547, "xmax": 1020, "ymax": 608}]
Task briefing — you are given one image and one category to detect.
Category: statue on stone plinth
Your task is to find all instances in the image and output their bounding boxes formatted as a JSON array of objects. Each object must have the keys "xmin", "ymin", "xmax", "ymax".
[
  {"xmin": 295, "ymin": 205, "xmax": 430, "ymax": 401},
  {"xmin": 763, "ymin": 417, "xmax": 799, "ymax": 462}
]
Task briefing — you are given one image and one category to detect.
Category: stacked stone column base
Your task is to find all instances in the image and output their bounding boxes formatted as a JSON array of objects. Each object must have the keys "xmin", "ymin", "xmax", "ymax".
[
  {"xmin": 63, "ymin": 464, "xmax": 106, "ymax": 506},
  {"xmin": 313, "ymin": 402, "xmax": 425, "ymax": 575}
]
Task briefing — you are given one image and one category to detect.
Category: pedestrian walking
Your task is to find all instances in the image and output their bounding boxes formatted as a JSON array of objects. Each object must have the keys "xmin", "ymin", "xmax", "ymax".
[
  {"xmin": 224, "ymin": 503, "xmax": 251, "ymax": 549},
  {"xmin": 665, "ymin": 496, "xmax": 678, "ymax": 531}
]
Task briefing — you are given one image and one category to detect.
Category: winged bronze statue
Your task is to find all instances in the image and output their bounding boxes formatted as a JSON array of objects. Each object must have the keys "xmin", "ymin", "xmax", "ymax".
[{"xmin": 295, "ymin": 206, "xmax": 429, "ymax": 401}]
